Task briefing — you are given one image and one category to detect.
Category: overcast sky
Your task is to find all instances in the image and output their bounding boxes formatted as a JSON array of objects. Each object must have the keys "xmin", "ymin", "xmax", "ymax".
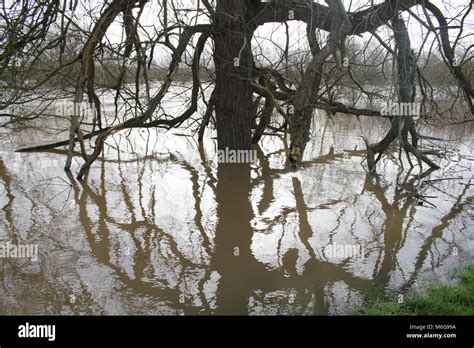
[
  {"xmin": 130, "ymin": 0, "xmax": 473, "ymax": 65},
  {"xmin": 5, "ymin": 0, "xmax": 468, "ymax": 65}
]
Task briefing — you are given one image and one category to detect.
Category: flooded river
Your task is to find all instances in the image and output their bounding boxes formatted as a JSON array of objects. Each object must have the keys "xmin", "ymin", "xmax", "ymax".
[{"xmin": 0, "ymin": 108, "xmax": 473, "ymax": 315}]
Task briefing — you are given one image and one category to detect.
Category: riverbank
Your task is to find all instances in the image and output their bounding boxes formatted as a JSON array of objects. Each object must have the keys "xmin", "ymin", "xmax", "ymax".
[{"xmin": 354, "ymin": 265, "xmax": 474, "ymax": 315}]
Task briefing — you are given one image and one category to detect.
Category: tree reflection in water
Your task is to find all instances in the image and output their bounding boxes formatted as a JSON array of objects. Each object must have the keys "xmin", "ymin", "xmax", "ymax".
[{"xmin": 0, "ymin": 117, "xmax": 473, "ymax": 314}]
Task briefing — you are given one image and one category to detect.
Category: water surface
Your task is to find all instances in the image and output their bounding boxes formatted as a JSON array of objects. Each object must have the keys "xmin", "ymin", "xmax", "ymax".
[{"xmin": 0, "ymin": 111, "xmax": 473, "ymax": 315}]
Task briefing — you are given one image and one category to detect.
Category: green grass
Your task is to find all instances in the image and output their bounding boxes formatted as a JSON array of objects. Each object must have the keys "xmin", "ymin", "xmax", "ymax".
[{"xmin": 353, "ymin": 264, "xmax": 474, "ymax": 315}]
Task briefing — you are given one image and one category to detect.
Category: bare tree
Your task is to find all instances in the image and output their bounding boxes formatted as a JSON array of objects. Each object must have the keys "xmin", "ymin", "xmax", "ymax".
[{"xmin": 1, "ymin": 0, "xmax": 473, "ymax": 179}]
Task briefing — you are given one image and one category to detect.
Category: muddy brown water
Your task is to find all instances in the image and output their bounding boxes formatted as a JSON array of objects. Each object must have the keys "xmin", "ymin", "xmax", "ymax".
[{"xmin": 0, "ymin": 113, "xmax": 473, "ymax": 315}]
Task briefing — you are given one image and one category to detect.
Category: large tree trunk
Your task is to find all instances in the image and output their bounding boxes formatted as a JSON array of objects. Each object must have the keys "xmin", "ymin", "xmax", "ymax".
[{"xmin": 214, "ymin": 0, "xmax": 254, "ymax": 150}]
